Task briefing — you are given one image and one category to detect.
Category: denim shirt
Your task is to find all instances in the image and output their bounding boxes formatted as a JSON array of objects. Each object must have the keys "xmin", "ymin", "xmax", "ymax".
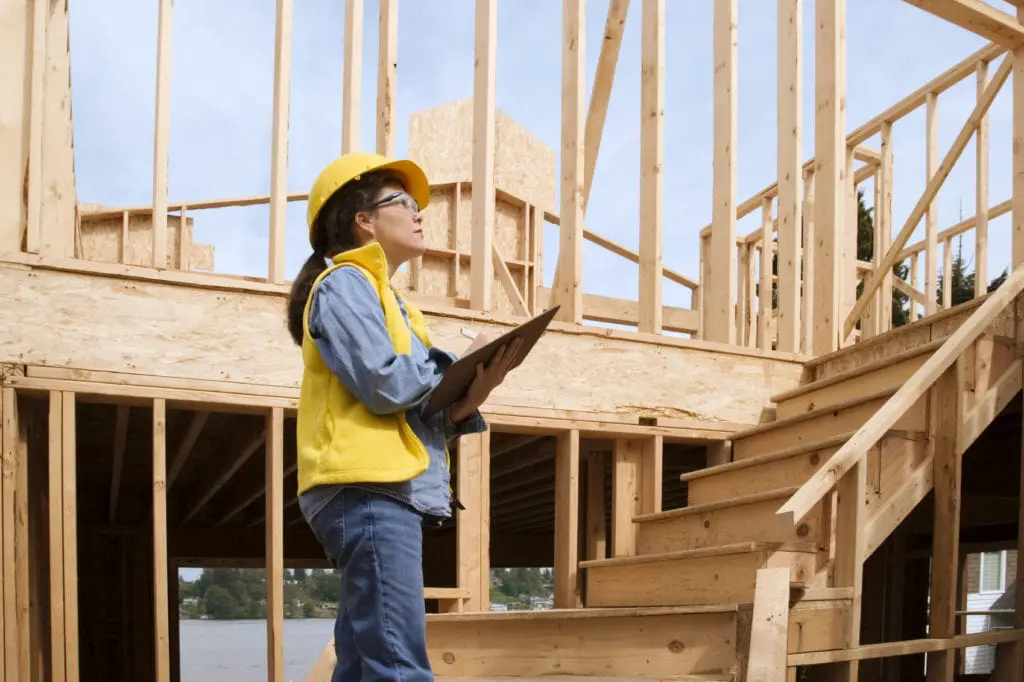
[{"xmin": 297, "ymin": 266, "xmax": 488, "ymax": 525}]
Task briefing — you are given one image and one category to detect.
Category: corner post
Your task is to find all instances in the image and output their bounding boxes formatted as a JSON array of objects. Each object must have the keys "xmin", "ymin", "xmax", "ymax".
[
  {"xmin": 554, "ymin": 429, "xmax": 580, "ymax": 607},
  {"xmin": 812, "ymin": 0, "xmax": 845, "ymax": 355},
  {"xmin": 457, "ymin": 431, "xmax": 491, "ymax": 612},
  {"xmin": 926, "ymin": 364, "xmax": 962, "ymax": 682},
  {"xmin": 470, "ymin": 0, "xmax": 497, "ymax": 312},
  {"xmin": 706, "ymin": 0, "xmax": 738, "ymax": 344}
]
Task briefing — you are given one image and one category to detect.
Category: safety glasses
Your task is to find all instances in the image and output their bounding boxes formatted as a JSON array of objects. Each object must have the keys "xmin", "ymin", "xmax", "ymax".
[{"xmin": 370, "ymin": 191, "xmax": 420, "ymax": 215}]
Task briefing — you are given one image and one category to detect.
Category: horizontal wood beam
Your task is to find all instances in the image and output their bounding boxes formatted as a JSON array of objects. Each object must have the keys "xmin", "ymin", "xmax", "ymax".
[
  {"xmin": 902, "ymin": 0, "xmax": 1024, "ymax": 48},
  {"xmin": 789, "ymin": 628, "xmax": 1024, "ymax": 666},
  {"xmin": 537, "ymin": 288, "xmax": 698, "ymax": 334}
]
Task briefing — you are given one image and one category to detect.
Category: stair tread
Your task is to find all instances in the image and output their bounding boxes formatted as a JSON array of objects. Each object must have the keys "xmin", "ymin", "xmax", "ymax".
[
  {"xmin": 437, "ymin": 677, "xmax": 736, "ymax": 681},
  {"xmin": 635, "ymin": 487, "xmax": 799, "ymax": 523},
  {"xmin": 436, "ymin": 671, "xmax": 733, "ymax": 675},
  {"xmin": 731, "ymin": 386, "xmax": 898, "ymax": 441},
  {"xmin": 434, "ymin": 671, "xmax": 737, "ymax": 675},
  {"xmin": 427, "ymin": 604, "xmax": 740, "ymax": 623},
  {"xmin": 679, "ymin": 431, "xmax": 857, "ymax": 483},
  {"xmin": 679, "ymin": 428, "xmax": 927, "ymax": 484},
  {"xmin": 580, "ymin": 541, "xmax": 818, "ymax": 569},
  {"xmin": 804, "ymin": 297, "xmax": 979, "ymax": 370},
  {"xmin": 770, "ymin": 337, "xmax": 944, "ymax": 403}
]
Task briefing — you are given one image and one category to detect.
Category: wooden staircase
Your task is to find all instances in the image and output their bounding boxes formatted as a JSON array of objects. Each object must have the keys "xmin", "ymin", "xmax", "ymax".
[{"xmin": 309, "ymin": 271, "xmax": 1024, "ymax": 682}]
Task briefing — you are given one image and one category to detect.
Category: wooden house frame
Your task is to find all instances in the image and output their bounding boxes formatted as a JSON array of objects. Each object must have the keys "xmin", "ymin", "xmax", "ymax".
[{"xmin": 2, "ymin": 1, "xmax": 1024, "ymax": 681}]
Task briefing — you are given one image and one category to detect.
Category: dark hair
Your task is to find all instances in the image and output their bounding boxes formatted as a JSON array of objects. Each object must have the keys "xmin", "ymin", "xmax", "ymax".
[{"xmin": 286, "ymin": 170, "xmax": 398, "ymax": 345}]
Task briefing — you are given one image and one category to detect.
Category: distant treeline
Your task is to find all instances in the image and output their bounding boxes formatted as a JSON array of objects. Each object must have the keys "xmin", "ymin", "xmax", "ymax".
[
  {"xmin": 179, "ymin": 566, "xmax": 555, "ymax": 619},
  {"xmin": 178, "ymin": 568, "xmax": 339, "ymax": 620}
]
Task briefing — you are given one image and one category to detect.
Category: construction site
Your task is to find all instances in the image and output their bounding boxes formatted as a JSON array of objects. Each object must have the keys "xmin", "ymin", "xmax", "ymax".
[{"xmin": 2, "ymin": 0, "xmax": 1024, "ymax": 680}]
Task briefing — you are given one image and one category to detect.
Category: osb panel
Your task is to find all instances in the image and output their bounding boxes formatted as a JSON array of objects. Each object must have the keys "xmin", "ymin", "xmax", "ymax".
[
  {"xmin": 421, "ymin": 258, "xmax": 452, "ymax": 298},
  {"xmin": 79, "ymin": 214, "xmax": 214, "ymax": 272},
  {"xmin": 495, "ymin": 198, "xmax": 524, "ymax": 263},
  {"xmin": 408, "ymin": 98, "xmax": 555, "ymax": 211},
  {"xmin": 405, "ymin": 183, "xmax": 531, "ymax": 315},
  {"xmin": 0, "ymin": 264, "xmax": 804, "ymax": 422},
  {"xmin": 422, "ymin": 186, "xmax": 455, "ymax": 248}
]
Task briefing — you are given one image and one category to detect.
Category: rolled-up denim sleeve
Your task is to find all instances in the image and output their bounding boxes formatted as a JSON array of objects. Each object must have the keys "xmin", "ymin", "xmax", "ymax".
[{"xmin": 309, "ymin": 268, "xmax": 445, "ymax": 415}]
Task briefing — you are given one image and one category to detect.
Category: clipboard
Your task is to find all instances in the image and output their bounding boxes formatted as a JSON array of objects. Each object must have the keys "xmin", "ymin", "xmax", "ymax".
[{"xmin": 424, "ymin": 305, "xmax": 560, "ymax": 416}]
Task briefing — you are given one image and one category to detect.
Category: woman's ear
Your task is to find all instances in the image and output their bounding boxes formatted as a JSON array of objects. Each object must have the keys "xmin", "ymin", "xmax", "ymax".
[{"xmin": 352, "ymin": 210, "xmax": 375, "ymax": 243}]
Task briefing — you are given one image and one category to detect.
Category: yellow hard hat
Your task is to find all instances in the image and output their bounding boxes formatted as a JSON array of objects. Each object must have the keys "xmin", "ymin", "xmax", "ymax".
[{"xmin": 306, "ymin": 152, "xmax": 430, "ymax": 237}]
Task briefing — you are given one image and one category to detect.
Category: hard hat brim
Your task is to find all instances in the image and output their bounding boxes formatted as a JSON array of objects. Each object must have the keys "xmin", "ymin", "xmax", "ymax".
[
  {"xmin": 307, "ymin": 154, "xmax": 431, "ymax": 237},
  {"xmin": 372, "ymin": 158, "xmax": 431, "ymax": 212}
]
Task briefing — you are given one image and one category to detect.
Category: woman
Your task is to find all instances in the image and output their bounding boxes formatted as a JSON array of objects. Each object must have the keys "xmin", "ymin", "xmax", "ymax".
[{"xmin": 286, "ymin": 152, "xmax": 521, "ymax": 681}]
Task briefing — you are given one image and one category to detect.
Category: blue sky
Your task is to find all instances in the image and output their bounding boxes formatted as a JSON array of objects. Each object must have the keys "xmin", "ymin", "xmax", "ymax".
[
  {"xmin": 68, "ymin": 1, "xmax": 1015, "ymax": 314},
  {"xmin": 66, "ymin": 2, "xmax": 1015, "ymax": 580}
]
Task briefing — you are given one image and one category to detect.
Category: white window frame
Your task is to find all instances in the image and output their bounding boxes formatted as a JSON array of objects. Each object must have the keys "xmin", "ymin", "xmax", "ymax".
[{"xmin": 978, "ymin": 550, "xmax": 1007, "ymax": 594}]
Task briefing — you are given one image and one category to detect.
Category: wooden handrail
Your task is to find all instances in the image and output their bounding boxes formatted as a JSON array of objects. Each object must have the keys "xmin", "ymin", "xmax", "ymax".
[
  {"xmin": 842, "ymin": 54, "xmax": 1013, "ymax": 339},
  {"xmin": 777, "ymin": 263, "xmax": 1024, "ymax": 524}
]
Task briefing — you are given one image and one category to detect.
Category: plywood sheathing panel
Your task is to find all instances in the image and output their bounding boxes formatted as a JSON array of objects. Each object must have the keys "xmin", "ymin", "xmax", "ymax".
[
  {"xmin": 0, "ymin": 263, "xmax": 803, "ymax": 423},
  {"xmin": 408, "ymin": 98, "xmax": 556, "ymax": 213},
  {"xmin": 413, "ymin": 184, "xmax": 527, "ymax": 315},
  {"xmin": 78, "ymin": 213, "xmax": 214, "ymax": 271}
]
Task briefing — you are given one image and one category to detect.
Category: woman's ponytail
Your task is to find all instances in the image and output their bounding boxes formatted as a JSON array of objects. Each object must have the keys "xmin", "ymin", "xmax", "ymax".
[{"xmin": 286, "ymin": 252, "xmax": 330, "ymax": 345}]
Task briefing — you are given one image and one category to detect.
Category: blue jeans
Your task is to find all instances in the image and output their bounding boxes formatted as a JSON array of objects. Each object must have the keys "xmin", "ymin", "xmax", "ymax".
[{"xmin": 305, "ymin": 487, "xmax": 434, "ymax": 682}]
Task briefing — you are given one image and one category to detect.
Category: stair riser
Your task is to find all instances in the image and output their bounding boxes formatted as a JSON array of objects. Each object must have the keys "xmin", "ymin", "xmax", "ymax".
[
  {"xmin": 775, "ymin": 352, "xmax": 931, "ymax": 420},
  {"xmin": 732, "ymin": 396, "xmax": 926, "ymax": 460},
  {"xmin": 812, "ymin": 326, "xmax": 936, "ymax": 381},
  {"xmin": 427, "ymin": 612, "xmax": 739, "ymax": 678},
  {"xmin": 585, "ymin": 550, "xmax": 815, "ymax": 608},
  {"xmin": 636, "ymin": 499, "xmax": 822, "ymax": 554},
  {"xmin": 687, "ymin": 448, "xmax": 838, "ymax": 506}
]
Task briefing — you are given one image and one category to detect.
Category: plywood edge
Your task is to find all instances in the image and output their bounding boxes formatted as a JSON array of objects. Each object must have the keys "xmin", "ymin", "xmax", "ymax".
[
  {"xmin": 771, "ymin": 337, "xmax": 945, "ymax": 403},
  {"xmin": 426, "ymin": 604, "xmax": 740, "ymax": 623},
  {"xmin": 678, "ymin": 431, "xmax": 854, "ymax": 483},
  {"xmin": 804, "ymin": 296, "xmax": 985, "ymax": 370},
  {"xmin": 734, "ymin": 387, "xmax": 898, "ymax": 439},
  {"xmin": 580, "ymin": 541, "xmax": 817, "ymax": 570},
  {"xmin": 635, "ymin": 486, "xmax": 799, "ymax": 523}
]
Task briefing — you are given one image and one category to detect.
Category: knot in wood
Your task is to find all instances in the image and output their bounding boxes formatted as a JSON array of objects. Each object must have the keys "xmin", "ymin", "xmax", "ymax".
[
  {"xmin": 668, "ymin": 640, "xmax": 685, "ymax": 654},
  {"xmin": 442, "ymin": 652, "xmax": 456, "ymax": 665}
]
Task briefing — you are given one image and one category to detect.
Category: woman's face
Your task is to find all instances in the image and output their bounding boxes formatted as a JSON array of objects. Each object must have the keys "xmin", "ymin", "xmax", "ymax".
[{"xmin": 357, "ymin": 180, "xmax": 425, "ymax": 269}]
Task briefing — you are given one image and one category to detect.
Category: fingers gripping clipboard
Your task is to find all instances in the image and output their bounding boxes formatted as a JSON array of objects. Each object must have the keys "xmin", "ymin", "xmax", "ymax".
[{"xmin": 424, "ymin": 305, "xmax": 560, "ymax": 416}]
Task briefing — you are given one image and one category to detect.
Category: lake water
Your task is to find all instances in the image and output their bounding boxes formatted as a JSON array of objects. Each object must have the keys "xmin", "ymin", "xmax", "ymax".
[{"xmin": 179, "ymin": 619, "xmax": 335, "ymax": 682}]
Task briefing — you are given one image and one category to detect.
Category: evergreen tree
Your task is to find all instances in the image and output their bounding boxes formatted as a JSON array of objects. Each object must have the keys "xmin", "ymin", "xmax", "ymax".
[
  {"xmin": 936, "ymin": 237, "xmax": 976, "ymax": 307},
  {"xmin": 854, "ymin": 189, "xmax": 910, "ymax": 328}
]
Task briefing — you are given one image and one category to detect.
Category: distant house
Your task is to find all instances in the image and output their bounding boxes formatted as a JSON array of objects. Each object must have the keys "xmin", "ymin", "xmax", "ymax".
[{"xmin": 962, "ymin": 549, "xmax": 1017, "ymax": 674}]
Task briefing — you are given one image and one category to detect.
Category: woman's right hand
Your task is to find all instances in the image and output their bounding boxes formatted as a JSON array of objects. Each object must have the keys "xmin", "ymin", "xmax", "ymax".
[{"xmin": 450, "ymin": 338, "xmax": 524, "ymax": 421}]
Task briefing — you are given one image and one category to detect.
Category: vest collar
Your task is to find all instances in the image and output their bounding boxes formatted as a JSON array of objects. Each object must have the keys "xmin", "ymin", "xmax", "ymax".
[{"xmin": 330, "ymin": 241, "xmax": 391, "ymax": 284}]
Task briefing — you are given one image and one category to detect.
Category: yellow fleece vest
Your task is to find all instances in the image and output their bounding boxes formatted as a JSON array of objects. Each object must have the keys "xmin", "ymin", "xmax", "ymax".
[{"xmin": 295, "ymin": 242, "xmax": 434, "ymax": 496}]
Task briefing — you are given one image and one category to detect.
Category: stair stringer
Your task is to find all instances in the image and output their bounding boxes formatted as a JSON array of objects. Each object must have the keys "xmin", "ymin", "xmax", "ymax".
[{"xmin": 861, "ymin": 347, "xmax": 1021, "ymax": 558}]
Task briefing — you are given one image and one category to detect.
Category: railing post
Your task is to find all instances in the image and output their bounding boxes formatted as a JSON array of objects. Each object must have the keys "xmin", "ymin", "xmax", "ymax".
[
  {"xmin": 829, "ymin": 457, "xmax": 865, "ymax": 682},
  {"xmin": 926, "ymin": 364, "xmax": 962, "ymax": 682}
]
